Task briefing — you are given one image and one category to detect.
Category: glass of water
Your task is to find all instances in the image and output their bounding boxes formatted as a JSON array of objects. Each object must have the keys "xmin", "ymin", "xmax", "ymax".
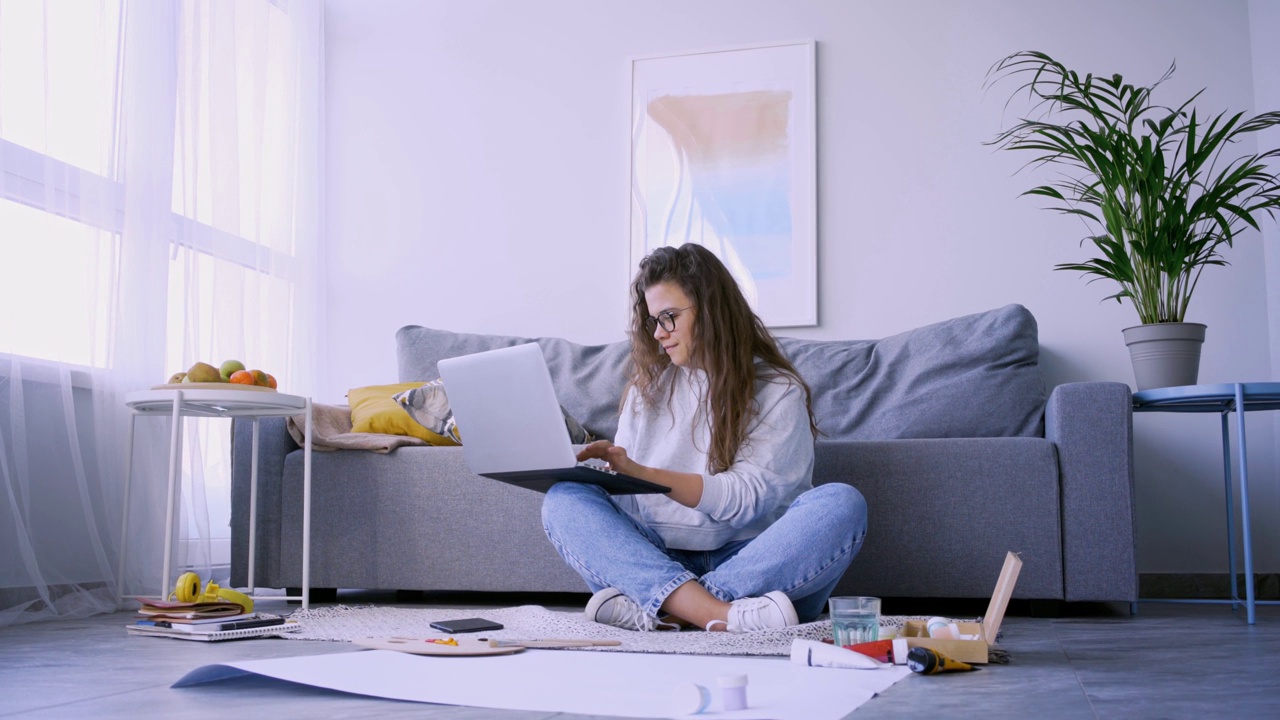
[{"xmin": 828, "ymin": 596, "xmax": 880, "ymax": 646}]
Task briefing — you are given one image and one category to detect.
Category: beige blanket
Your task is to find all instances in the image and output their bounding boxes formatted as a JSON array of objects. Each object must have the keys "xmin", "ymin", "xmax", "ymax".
[{"xmin": 287, "ymin": 402, "xmax": 427, "ymax": 453}]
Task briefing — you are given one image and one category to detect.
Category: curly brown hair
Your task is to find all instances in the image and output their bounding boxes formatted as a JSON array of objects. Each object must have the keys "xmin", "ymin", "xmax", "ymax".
[{"xmin": 628, "ymin": 244, "xmax": 818, "ymax": 473}]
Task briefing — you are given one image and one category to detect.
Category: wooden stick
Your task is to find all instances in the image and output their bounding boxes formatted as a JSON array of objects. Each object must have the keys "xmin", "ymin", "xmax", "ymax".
[{"xmin": 487, "ymin": 638, "xmax": 623, "ymax": 648}]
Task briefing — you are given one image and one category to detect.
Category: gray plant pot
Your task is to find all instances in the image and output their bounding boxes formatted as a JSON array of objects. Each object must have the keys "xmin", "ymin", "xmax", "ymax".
[{"xmin": 1122, "ymin": 322, "xmax": 1207, "ymax": 390}]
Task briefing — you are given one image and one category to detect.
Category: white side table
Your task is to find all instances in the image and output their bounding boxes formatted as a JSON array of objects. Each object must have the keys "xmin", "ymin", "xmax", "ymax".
[{"xmin": 115, "ymin": 387, "xmax": 313, "ymax": 609}]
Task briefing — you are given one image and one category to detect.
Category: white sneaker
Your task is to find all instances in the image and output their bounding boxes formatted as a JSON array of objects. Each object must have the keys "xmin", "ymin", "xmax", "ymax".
[
  {"xmin": 584, "ymin": 588, "xmax": 680, "ymax": 632},
  {"xmin": 726, "ymin": 591, "xmax": 799, "ymax": 632}
]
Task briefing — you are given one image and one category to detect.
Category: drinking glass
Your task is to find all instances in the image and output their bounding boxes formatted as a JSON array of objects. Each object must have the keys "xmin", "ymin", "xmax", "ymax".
[{"xmin": 828, "ymin": 596, "xmax": 880, "ymax": 646}]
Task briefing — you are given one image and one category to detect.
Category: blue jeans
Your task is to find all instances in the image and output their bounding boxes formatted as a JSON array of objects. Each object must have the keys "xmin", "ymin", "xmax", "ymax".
[{"xmin": 541, "ymin": 482, "xmax": 867, "ymax": 623}]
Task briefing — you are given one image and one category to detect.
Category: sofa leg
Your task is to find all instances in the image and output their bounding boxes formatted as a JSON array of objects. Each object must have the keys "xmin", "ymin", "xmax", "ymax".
[{"xmin": 288, "ymin": 587, "xmax": 337, "ymax": 604}]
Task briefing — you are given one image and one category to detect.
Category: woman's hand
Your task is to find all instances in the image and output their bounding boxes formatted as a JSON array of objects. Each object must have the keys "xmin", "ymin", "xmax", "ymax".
[
  {"xmin": 576, "ymin": 440, "xmax": 640, "ymax": 477},
  {"xmin": 576, "ymin": 440, "xmax": 704, "ymax": 508}
]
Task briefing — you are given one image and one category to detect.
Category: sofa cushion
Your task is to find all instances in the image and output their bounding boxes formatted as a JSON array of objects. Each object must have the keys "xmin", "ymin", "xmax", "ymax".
[
  {"xmin": 777, "ymin": 304, "xmax": 1045, "ymax": 440},
  {"xmin": 397, "ymin": 304, "xmax": 1045, "ymax": 444},
  {"xmin": 396, "ymin": 327, "xmax": 631, "ymax": 440}
]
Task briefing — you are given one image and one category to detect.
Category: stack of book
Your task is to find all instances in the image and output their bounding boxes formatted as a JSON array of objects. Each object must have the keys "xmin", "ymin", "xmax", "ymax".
[{"xmin": 126, "ymin": 598, "xmax": 300, "ymax": 642}]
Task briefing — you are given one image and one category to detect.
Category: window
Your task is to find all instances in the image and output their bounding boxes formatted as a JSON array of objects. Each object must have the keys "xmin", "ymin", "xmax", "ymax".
[
  {"xmin": 0, "ymin": 0, "xmax": 296, "ymax": 379},
  {"xmin": 0, "ymin": 199, "xmax": 115, "ymax": 366},
  {"xmin": 1, "ymin": 0, "xmax": 316, "ymax": 579},
  {"xmin": 0, "ymin": 0, "xmax": 123, "ymax": 367}
]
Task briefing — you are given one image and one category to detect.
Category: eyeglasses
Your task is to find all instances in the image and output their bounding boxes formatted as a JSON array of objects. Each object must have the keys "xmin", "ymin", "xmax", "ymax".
[{"xmin": 644, "ymin": 306, "xmax": 693, "ymax": 333}]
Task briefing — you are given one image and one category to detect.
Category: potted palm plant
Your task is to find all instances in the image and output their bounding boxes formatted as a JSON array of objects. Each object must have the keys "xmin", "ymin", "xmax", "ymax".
[{"xmin": 986, "ymin": 50, "xmax": 1280, "ymax": 389}]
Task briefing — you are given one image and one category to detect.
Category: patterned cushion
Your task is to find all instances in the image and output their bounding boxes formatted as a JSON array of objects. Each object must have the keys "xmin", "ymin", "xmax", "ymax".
[{"xmin": 347, "ymin": 382, "xmax": 455, "ymax": 445}]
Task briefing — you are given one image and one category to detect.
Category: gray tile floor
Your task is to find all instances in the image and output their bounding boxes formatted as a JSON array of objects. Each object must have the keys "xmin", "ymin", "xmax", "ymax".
[{"xmin": 1, "ymin": 596, "xmax": 1278, "ymax": 719}]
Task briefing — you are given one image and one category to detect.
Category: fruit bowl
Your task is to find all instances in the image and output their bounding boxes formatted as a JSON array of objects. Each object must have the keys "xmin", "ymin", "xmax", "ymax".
[
  {"xmin": 150, "ymin": 382, "xmax": 277, "ymax": 392},
  {"xmin": 164, "ymin": 360, "xmax": 278, "ymax": 391}
]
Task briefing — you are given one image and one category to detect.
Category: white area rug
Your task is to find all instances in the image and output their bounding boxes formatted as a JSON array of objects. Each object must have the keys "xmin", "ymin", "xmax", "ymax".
[{"xmin": 284, "ymin": 604, "xmax": 931, "ymax": 656}]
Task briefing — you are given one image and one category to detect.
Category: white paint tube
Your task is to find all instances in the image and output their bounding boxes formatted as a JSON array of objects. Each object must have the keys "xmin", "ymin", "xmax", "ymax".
[{"xmin": 789, "ymin": 639, "xmax": 884, "ymax": 670}]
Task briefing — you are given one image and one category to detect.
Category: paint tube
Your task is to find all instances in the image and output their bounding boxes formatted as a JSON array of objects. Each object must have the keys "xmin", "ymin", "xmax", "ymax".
[{"xmin": 790, "ymin": 639, "xmax": 884, "ymax": 669}]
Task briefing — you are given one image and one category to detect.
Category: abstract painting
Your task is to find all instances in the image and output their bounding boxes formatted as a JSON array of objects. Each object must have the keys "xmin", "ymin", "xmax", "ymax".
[{"xmin": 630, "ymin": 40, "xmax": 816, "ymax": 327}]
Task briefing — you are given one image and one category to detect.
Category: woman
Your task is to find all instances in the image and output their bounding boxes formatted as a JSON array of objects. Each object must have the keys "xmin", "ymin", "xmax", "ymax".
[{"xmin": 541, "ymin": 244, "xmax": 867, "ymax": 632}]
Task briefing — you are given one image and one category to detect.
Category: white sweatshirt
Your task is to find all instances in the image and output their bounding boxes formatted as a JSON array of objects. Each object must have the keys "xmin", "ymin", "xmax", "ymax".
[{"xmin": 611, "ymin": 363, "xmax": 815, "ymax": 551}]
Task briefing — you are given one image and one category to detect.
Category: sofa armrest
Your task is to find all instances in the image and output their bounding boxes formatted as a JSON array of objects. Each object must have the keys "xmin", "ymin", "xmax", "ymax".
[
  {"xmin": 1046, "ymin": 381, "xmax": 1137, "ymax": 602},
  {"xmin": 229, "ymin": 416, "xmax": 299, "ymax": 587}
]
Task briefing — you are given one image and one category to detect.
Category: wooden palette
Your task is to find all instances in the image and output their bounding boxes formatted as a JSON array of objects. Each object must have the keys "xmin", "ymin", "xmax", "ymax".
[{"xmin": 353, "ymin": 636, "xmax": 524, "ymax": 656}]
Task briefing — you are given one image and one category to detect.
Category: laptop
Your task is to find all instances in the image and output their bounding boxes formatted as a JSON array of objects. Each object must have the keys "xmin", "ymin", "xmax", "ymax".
[{"xmin": 437, "ymin": 343, "xmax": 670, "ymax": 495}]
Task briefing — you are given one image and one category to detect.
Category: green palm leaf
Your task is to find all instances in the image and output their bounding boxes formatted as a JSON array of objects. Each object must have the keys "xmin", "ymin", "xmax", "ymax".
[{"xmin": 986, "ymin": 51, "xmax": 1280, "ymax": 323}]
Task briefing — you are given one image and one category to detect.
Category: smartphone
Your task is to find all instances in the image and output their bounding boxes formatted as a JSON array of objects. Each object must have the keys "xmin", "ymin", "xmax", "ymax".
[{"xmin": 429, "ymin": 617, "xmax": 504, "ymax": 634}]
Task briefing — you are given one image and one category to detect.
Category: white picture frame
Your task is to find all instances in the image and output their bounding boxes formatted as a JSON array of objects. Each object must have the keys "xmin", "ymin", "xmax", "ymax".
[{"xmin": 629, "ymin": 39, "xmax": 817, "ymax": 328}]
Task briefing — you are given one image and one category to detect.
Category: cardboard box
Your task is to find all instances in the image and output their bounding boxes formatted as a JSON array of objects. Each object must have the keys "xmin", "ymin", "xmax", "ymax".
[{"xmin": 891, "ymin": 551, "xmax": 1022, "ymax": 665}]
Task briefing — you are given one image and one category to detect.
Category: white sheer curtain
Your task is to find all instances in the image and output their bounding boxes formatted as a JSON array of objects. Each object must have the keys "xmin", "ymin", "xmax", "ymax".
[{"xmin": 0, "ymin": 0, "xmax": 324, "ymax": 627}]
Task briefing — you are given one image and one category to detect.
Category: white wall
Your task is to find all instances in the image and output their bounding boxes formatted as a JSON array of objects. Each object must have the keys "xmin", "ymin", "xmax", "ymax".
[
  {"xmin": 1250, "ymin": 0, "xmax": 1280, "ymax": 579},
  {"xmin": 324, "ymin": 0, "xmax": 1279, "ymax": 574}
]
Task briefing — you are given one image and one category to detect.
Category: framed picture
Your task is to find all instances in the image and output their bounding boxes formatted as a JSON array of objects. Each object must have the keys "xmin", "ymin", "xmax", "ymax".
[{"xmin": 629, "ymin": 39, "xmax": 817, "ymax": 327}]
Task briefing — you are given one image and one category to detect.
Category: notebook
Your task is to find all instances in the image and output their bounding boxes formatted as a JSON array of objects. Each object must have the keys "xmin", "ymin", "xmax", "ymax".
[
  {"xmin": 437, "ymin": 343, "xmax": 670, "ymax": 495},
  {"xmin": 135, "ymin": 613, "xmax": 286, "ymax": 633},
  {"xmin": 126, "ymin": 619, "xmax": 300, "ymax": 642}
]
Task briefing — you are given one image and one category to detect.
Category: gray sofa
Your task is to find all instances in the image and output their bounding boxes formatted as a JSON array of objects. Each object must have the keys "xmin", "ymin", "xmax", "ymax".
[{"xmin": 231, "ymin": 304, "xmax": 1138, "ymax": 602}]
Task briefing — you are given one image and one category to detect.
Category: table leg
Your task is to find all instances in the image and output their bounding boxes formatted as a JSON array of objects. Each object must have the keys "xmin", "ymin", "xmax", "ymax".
[
  {"xmin": 115, "ymin": 413, "xmax": 137, "ymax": 605},
  {"xmin": 248, "ymin": 418, "xmax": 260, "ymax": 593},
  {"xmin": 160, "ymin": 393, "xmax": 184, "ymax": 599},
  {"xmin": 302, "ymin": 398, "xmax": 313, "ymax": 610},
  {"xmin": 1220, "ymin": 411, "xmax": 1239, "ymax": 610},
  {"xmin": 1233, "ymin": 384, "xmax": 1256, "ymax": 625}
]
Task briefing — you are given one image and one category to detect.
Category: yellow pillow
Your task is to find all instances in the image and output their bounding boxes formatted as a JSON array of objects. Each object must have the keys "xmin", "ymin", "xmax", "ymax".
[{"xmin": 347, "ymin": 382, "xmax": 454, "ymax": 445}]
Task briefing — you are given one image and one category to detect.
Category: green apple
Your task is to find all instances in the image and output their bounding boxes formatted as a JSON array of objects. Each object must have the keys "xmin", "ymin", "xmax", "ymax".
[{"xmin": 220, "ymin": 359, "xmax": 246, "ymax": 381}]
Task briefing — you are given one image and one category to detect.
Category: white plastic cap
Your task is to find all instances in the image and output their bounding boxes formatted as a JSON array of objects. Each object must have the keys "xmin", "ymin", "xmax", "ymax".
[
  {"xmin": 672, "ymin": 682, "xmax": 710, "ymax": 715},
  {"xmin": 717, "ymin": 674, "xmax": 748, "ymax": 688}
]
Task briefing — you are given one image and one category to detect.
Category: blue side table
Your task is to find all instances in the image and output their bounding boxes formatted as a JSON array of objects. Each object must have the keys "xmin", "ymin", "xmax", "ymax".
[{"xmin": 1132, "ymin": 382, "xmax": 1280, "ymax": 624}]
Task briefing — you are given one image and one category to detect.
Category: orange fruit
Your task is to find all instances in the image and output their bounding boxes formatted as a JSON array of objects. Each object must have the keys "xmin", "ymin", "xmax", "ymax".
[
  {"xmin": 229, "ymin": 370, "xmax": 254, "ymax": 385},
  {"xmin": 266, "ymin": 374, "xmax": 277, "ymax": 389}
]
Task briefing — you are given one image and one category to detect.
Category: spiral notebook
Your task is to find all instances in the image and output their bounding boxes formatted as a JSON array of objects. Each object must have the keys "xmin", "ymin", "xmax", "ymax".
[{"xmin": 126, "ymin": 620, "xmax": 300, "ymax": 642}]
